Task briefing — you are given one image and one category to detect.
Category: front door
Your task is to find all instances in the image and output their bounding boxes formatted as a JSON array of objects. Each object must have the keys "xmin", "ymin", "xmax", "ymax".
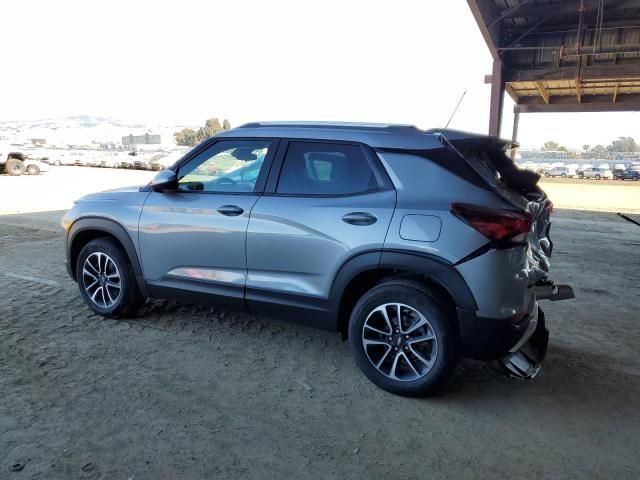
[{"xmin": 139, "ymin": 138, "xmax": 277, "ymax": 307}]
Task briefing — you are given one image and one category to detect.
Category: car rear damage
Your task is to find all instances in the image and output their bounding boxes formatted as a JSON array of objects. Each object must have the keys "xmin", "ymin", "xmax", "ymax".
[{"xmin": 434, "ymin": 130, "xmax": 575, "ymax": 378}]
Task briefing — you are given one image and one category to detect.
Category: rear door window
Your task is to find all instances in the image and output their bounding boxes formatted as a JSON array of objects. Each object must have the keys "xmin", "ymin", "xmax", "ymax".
[{"xmin": 276, "ymin": 141, "xmax": 380, "ymax": 195}]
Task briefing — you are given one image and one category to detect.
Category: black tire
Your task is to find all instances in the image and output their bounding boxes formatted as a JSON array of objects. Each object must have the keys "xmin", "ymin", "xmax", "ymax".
[
  {"xmin": 348, "ymin": 280, "xmax": 458, "ymax": 396},
  {"xmin": 76, "ymin": 237, "xmax": 144, "ymax": 318},
  {"xmin": 5, "ymin": 158, "xmax": 25, "ymax": 176},
  {"xmin": 544, "ymin": 172, "xmax": 550, "ymax": 177},
  {"xmin": 561, "ymin": 173, "xmax": 566, "ymax": 178},
  {"xmin": 26, "ymin": 165, "xmax": 40, "ymax": 175},
  {"xmin": 595, "ymin": 174, "xmax": 601, "ymax": 180}
]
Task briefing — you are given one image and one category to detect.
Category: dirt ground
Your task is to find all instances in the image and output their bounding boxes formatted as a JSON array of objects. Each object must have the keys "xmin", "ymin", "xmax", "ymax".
[{"xmin": 1, "ymin": 169, "xmax": 640, "ymax": 479}]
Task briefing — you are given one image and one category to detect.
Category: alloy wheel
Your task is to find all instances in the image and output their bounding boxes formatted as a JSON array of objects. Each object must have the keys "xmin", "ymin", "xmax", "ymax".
[
  {"xmin": 82, "ymin": 252, "xmax": 121, "ymax": 308},
  {"xmin": 362, "ymin": 303, "xmax": 438, "ymax": 381}
]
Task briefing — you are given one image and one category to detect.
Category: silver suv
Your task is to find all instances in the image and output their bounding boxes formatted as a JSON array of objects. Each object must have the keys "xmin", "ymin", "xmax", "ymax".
[{"xmin": 63, "ymin": 122, "xmax": 573, "ymax": 396}]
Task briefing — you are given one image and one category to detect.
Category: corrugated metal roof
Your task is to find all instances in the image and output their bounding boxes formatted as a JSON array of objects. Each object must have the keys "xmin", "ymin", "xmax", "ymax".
[{"xmin": 468, "ymin": 0, "xmax": 640, "ymax": 111}]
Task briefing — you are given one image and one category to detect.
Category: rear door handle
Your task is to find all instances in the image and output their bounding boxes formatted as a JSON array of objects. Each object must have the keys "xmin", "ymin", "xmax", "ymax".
[
  {"xmin": 217, "ymin": 205, "xmax": 244, "ymax": 216},
  {"xmin": 342, "ymin": 212, "xmax": 377, "ymax": 226}
]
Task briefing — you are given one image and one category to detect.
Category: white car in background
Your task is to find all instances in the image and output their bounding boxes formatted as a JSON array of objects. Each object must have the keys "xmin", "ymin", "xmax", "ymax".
[
  {"xmin": 582, "ymin": 167, "xmax": 613, "ymax": 180},
  {"xmin": 98, "ymin": 155, "xmax": 122, "ymax": 168},
  {"xmin": 23, "ymin": 158, "xmax": 50, "ymax": 175},
  {"xmin": 544, "ymin": 166, "xmax": 576, "ymax": 178},
  {"xmin": 597, "ymin": 162, "xmax": 610, "ymax": 170},
  {"xmin": 149, "ymin": 152, "xmax": 184, "ymax": 171}
]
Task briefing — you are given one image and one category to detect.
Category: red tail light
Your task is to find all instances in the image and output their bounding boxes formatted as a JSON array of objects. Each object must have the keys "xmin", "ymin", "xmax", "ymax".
[{"xmin": 451, "ymin": 203, "xmax": 532, "ymax": 242}]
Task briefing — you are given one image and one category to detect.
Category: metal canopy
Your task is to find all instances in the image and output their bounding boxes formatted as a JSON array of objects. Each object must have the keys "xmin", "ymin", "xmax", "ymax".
[{"xmin": 467, "ymin": 0, "xmax": 640, "ymax": 134}]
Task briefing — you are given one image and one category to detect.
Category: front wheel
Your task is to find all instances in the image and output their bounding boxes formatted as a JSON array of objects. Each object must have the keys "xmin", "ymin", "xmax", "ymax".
[
  {"xmin": 26, "ymin": 165, "xmax": 40, "ymax": 175},
  {"xmin": 595, "ymin": 174, "xmax": 601, "ymax": 180},
  {"xmin": 76, "ymin": 238, "xmax": 144, "ymax": 318},
  {"xmin": 544, "ymin": 172, "xmax": 550, "ymax": 177},
  {"xmin": 561, "ymin": 173, "xmax": 566, "ymax": 178},
  {"xmin": 348, "ymin": 280, "xmax": 458, "ymax": 396}
]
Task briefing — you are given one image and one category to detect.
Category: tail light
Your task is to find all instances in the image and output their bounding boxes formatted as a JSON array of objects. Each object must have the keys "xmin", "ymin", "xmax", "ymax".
[{"xmin": 451, "ymin": 203, "xmax": 533, "ymax": 243}]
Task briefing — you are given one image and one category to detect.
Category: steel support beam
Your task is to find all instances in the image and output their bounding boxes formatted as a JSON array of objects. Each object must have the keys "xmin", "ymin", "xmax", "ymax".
[
  {"xmin": 510, "ymin": 106, "xmax": 520, "ymax": 160},
  {"xmin": 488, "ymin": 59, "xmax": 505, "ymax": 136}
]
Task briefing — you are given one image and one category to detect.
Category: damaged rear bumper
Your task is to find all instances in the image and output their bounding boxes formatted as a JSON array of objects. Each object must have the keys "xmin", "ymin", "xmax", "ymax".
[{"xmin": 499, "ymin": 307, "xmax": 549, "ymax": 379}]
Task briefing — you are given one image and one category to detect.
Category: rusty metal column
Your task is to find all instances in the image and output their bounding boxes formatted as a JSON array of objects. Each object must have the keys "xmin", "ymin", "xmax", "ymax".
[
  {"xmin": 510, "ymin": 105, "xmax": 520, "ymax": 161},
  {"xmin": 488, "ymin": 59, "xmax": 504, "ymax": 136}
]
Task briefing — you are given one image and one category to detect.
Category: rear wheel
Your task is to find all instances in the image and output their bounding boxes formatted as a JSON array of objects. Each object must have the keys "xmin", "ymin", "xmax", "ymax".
[
  {"xmin": 26, "ymin": 165, "xmax": 40, "ymax": 175},
  {"xmin": 561, "ymin": 173, "xmax": 566, "ymax": 178},
  {"xmin": 544, "ymin": 172, "xmax": 550, "ymax": 177},
  {"xmin": 5, "ymin": 158, "xmax": 25, "ymax": 176},
  {"xmin": 348, "ymin": 280, "xmax": 458, "ymax": 396},
  {"xmin": 76, "ymin": 238, "xmax": 144, "ymax": 318}
]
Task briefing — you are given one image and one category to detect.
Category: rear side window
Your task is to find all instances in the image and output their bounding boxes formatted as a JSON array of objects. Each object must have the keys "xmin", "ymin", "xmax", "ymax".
[{"xmin": 276, "ymin": 141, "xmax": 380, "ymax": 195}]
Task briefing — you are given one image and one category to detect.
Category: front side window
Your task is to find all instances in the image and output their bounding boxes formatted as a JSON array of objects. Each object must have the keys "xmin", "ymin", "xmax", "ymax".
[
  {"xmin": 276, "ymin": 141, "xmax": 380, "ymax": 195},
  {"xmin": 178, "ymin": 140, "xmax": 272, "ymax": 193}
]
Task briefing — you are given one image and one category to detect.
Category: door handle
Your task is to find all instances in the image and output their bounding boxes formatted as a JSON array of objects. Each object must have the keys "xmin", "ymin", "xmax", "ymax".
[
  {"xmin": 342, "ymin": 212, "xmax": 377, "ymax": 226},
  {"xmin": 217, "ymin": 205, "xmax": 244, "ymax": 216}
]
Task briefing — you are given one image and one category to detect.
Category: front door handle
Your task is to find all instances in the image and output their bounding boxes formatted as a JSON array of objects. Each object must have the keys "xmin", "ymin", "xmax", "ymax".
[
  {"xmin": 342, "ymin": 212, "xmax": 377, "ymax": 226},
  {"xmin": 217, "ymin": 205, "xmax": 244, "ymax": 216}
]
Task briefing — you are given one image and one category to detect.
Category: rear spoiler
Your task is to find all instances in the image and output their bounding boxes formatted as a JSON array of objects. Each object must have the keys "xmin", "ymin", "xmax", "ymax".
[{"xmin": 427, "ymin": 128, "xmax": 518, "ymax": 152}]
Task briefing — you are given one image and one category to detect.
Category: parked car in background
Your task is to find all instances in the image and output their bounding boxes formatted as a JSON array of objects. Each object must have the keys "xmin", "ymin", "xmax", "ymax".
[
  {"xmin": 597, "ymin": 162, "xmax": 610, "ymax": 170},
  {"xmin": 582, "ymin": 167, "xmax": 613, "ymax": 180},
  {"xmin": 133, "ymin": 157, "xmax": 151, "ymax": 170},
  {"xmin": 576, "ymin": 164, "xmax": 593, "ymax": 177},
  {"xmin": 99, "ymin": 155, "xmax": 122, "ymax": 168},
  {"xmin": 51, "ymin": 154, "xmax": 78, "ymax": 166},
  {"xmin": 544, "ymin": 166, "xmax": 576, "ymax": 178},
  {"xmin": 614, "ymin": 169, "xmax": 640, "ymax": 181},
  {"xmin": 23, "ymin": 158, "xmax": 50, "ymax": 175},
  {"xmin": 149, "ymin": 152, "xmax": 184, "ymax": 171}
]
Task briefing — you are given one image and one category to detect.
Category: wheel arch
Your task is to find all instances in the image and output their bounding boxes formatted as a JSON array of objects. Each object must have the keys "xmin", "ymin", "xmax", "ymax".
[
  {"xmin": 67, "ymin": 217, "xmax": 149, "ymax": 296},
  {"xmin": 331, "ymin": 250, "xmax": 477, "ymax": 338}
]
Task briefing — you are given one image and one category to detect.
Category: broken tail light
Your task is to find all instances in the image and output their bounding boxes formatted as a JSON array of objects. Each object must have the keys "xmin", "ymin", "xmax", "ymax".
[{"xmin": 451, "ymin": 203, "xmax": 533, "ymax": 243}]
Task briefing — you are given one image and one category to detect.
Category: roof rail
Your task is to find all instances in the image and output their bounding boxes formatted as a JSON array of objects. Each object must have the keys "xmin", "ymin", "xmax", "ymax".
[{"xmin": 238, "ymin": 121, "xmax": 421, "ymax": 133}]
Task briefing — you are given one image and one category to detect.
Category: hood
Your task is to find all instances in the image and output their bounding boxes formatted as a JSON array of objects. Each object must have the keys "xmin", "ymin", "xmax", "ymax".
[{"xmin": 76, "ymin": 185, "xmax": 142, "ymax": 202}]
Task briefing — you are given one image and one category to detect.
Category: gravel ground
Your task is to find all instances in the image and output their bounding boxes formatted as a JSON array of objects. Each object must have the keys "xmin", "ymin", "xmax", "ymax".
[{"xmin": 1, "ymin": 207, "xmax": 639, "ymax": 479}]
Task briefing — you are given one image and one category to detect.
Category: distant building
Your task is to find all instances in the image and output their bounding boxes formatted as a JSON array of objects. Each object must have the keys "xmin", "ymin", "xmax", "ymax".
[{"xmin": 122, "ymin": 133, "xmax": 161, "ymax": 146}]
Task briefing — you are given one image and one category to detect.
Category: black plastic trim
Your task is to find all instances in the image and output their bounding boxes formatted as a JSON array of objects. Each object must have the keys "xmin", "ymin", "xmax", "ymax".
[
  {"xmin": 67, "ymin": 217, "xmax": 150, "ymax": 297},
  {"xmin": 147, "ymin": 278, "xmax": 247, "ymax": 311}
]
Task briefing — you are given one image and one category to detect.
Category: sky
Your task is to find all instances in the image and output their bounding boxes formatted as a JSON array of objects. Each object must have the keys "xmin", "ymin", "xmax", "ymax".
[{"xmin": 2, "ymin": 0, "xmax": 639, "ymax": 150}]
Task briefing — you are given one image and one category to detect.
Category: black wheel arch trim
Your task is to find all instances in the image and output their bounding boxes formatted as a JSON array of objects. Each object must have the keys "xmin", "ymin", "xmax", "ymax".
[
  {"xmin": 67, "ymin": 217, "xmax": 150, "ymax": 297},
  {"xmin": 329, "ymin": 248, "xmax": 477, "ymax": 315}
]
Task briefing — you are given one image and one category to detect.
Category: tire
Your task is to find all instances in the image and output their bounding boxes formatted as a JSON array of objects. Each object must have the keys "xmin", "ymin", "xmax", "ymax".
[
  {"xmin": 5, "ymin": 158, "xmax": 25, "ymax": 176},
  {"xmin": 544, "ymin": 172, "xmax": 550, "ymax": 177},
  {"xmin": 26, "ymin": 165, "xmax": 40, "ymax": 175},
  {"xmin": 348, "ymin": 280, "xmax": 458, "ymax": 396},
  {"xmin": 595, "ymin": 174, "xmax": 601, "ymax": 180},
  {"xmin": 76, "ymin": 237, "xmax": 144, "ymax": 318},
  {"xmin": 561, "ymin": 173, "xmax": 566, "ymax": 178}
]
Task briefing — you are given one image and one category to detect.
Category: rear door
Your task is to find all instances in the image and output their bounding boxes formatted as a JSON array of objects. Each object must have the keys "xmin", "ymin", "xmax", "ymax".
[
  {"xmin": 245, "ymin": 140, "xmax": 396, "ymax": 320},
  {"xmin": 138, "ymin": 138, "xmax": 277, "ymax": 307}
]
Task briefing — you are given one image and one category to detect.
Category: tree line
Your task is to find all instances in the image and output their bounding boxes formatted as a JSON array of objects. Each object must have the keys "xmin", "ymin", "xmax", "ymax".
[
  {"xmin": 541, "ymin": 137, "xmax": 640, "ymax": 158},
  {"xmin": 174, "ymin": 118, "xmax": 232, "ymax": 146}
]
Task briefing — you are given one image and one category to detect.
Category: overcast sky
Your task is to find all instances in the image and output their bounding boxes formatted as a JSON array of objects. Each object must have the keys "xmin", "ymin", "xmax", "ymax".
[{"xmin": 2, "ymin": 0, "xmax": 639, "ymax": 149}]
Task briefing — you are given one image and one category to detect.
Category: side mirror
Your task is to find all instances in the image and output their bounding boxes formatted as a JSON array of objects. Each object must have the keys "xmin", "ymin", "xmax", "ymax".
[{"xmin": 150, "ymin": 169, "xmax": 178, "ymax": 192}]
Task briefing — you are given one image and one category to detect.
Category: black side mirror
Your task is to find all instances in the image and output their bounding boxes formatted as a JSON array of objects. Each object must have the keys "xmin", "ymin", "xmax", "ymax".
[{"xmin": 150, "ymin": 169, "xmax": 178, "ymax": 192}]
